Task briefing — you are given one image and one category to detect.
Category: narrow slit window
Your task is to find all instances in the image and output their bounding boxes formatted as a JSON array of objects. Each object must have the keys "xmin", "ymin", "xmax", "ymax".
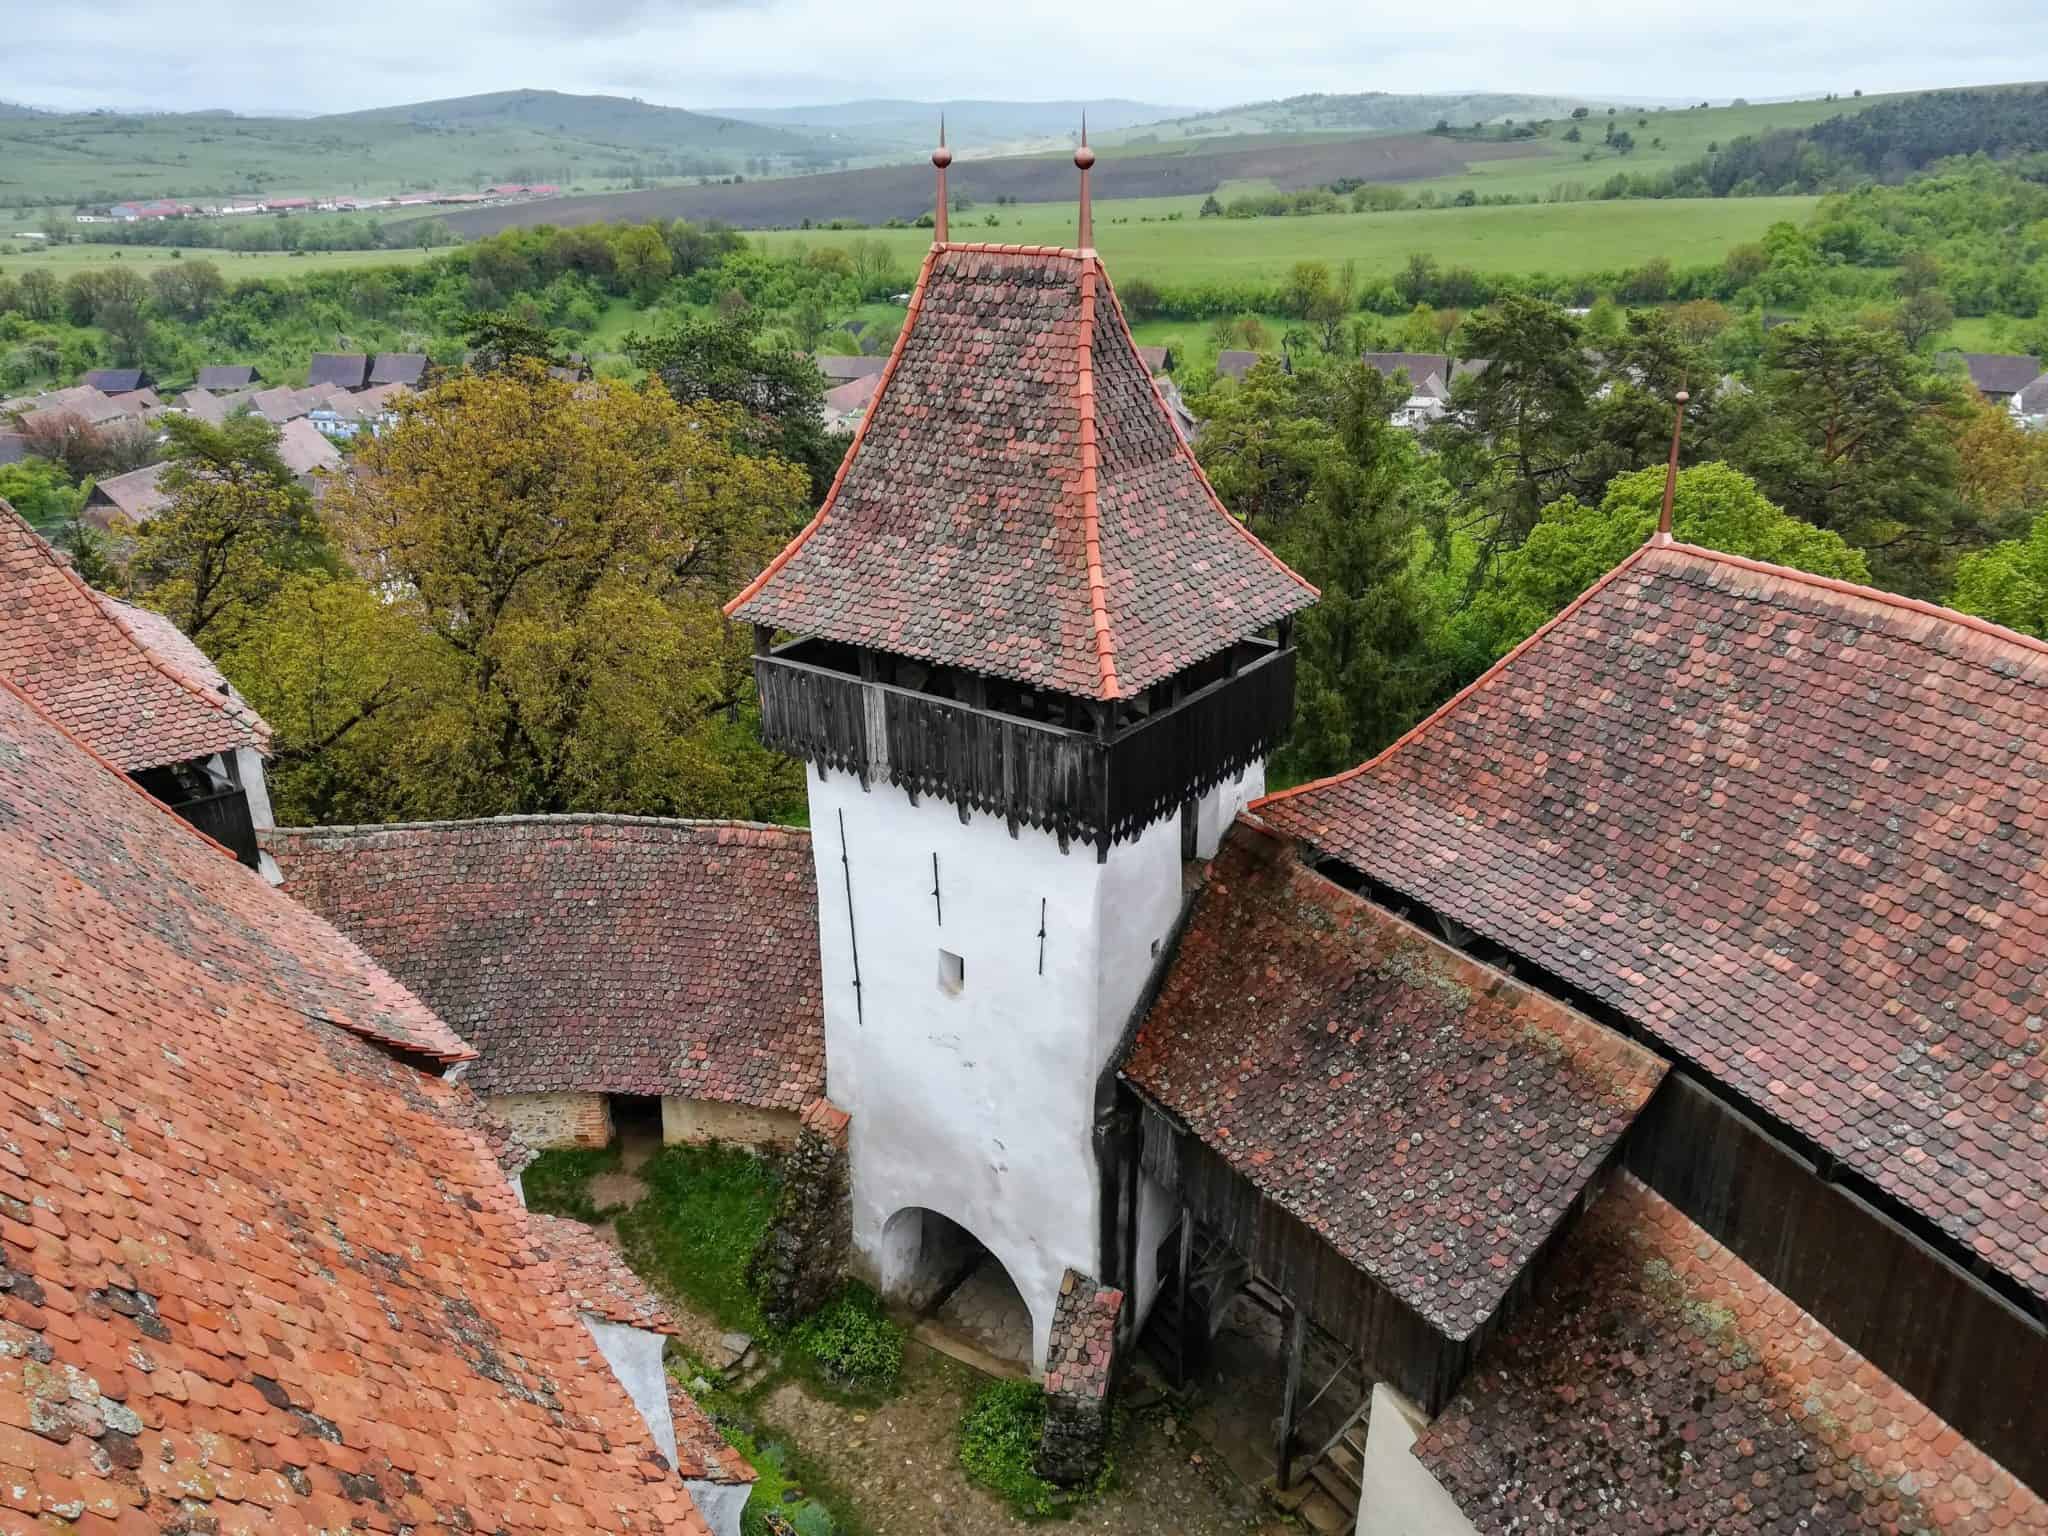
[{"xmin": 938, "ymin": 949, "xmax": 965, "ymax": 995}]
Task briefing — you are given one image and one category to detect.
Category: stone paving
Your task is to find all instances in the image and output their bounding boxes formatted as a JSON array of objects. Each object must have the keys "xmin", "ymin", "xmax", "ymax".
[{"xmin": 933, "ymin": 1255, "xmax": 1034, "ymax": 1367}]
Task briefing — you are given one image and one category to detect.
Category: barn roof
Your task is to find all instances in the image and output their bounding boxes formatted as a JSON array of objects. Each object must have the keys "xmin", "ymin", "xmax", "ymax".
[
  {"xmin": 1122, "ymin": 822, "xmax": 1665, "ymax": 1339},
  {"xmin": 370, "ymin": 351, "xmax": 429, "ymax": 386},
  {"xmin": 0, "ymin": 498, "xmax": 267, "ymax": 770},
  {"xmin": 1256, "ymin": 540, "xmax": 2048, "ymax": 1304},
  {"xmin": 0, "ymin": 674, "xmax": 714, "ymax": 1533},
  {"xmin": 81, "ymin": 461, "xmax": 170, "ymax": 527},
  {"xmin": 1415, "ymin": 1174, "xmax": 2047, "ymax": 1535},
  {"xmin": 196, "ymin": 363, "xmax": 261, "ymax": 390},
  {"xmin": 1946, "ymin": 350, "xmax": 2045, "ymax": 397},
  {"xmin": 307, "ymin": 351, "xmax": 370, "ymax": 390},
  {"xmin": 731, "ymin": 243, "xmax": 1314, "ymax": 701},
  {"xmin": 266, "ymin": 815, "xmax": 824, "ymax": 1110}
]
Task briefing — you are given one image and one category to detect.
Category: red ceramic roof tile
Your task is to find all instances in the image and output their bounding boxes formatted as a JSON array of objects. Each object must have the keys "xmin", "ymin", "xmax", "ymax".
[
  {"xmin": 665, "ymin": 1378, "xmax": 756, "ymax": 1486},
  {"xmin": 1257, "ymin": 542, "xmax": 2048, "ymax": 1303},
  {"xmin": 0, "ymin": 499, "xmax": 268, "ymax": 771},
  {"xmin": 527, "ymin": 1215, "xmax": 682, "ymax": 1336},
  {"xmin": 267, "ymin": 815, "xmax": 824, "ymax": 1110},
  {"xmin": 0, "ymin": 678, "xmax": 706, "ymax": 1533},
  {"xmin": 1042, "ymin": 1270, "xmax": 1122, "ymax": 1401},
  {"xmin": 728, "ymin": 243, "xmax": 1315, "ymax": 700},
  {"xmin": 1414, "ymin": 1174, "xmax": 2048, "ymax": 1535},
  {"xmin": 1123, "ymin": 823, "xmax": 1666, "ymax": 1338}
]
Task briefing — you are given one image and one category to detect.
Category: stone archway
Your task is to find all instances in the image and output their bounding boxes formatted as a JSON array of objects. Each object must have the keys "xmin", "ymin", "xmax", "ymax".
[{"xmin": 879, "ymin": 1206, "xmax": 1035, "ymax": 1369}]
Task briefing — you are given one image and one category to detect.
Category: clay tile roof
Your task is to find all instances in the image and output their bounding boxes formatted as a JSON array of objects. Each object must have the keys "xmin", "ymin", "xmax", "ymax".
[
  {"xmin": 81, "ymin": 461, "xmax": 171, "ymax": 528},
  {"xmin": 266, "ymin": 815, "xmax": 824, "ymax": 1109},
  {"xmin": 277, "ymin": 414, "xmax": 342, "ymax": 476},
  {"xmin": 1415, "ymin": 1174, "xmax": 2048, "ymax": 1536},
  {"xmin": 1947, "ymin": 350, "xmax": 2045, "ymax": 397},
  {"xmin": 196, "ymin": 363, "xmax": 260, "ymax": 390},
  {"xmin": 369, "ymin": 351, "xmax": 428, "ymax": 387},
  {"xmin": 0, "ymin": 499, "xmax": 269, "ymax": 771},
  {"xmin": 1123, "ymin": 822, "xmax": 1666, "ymax": 1338},
  {"xmin": 527, "ymin": 1214, "xmax": 682, "ymax": 1335},
  {"xmin": 1215, "ymin": 348, "xmax": 1259, "ymax": 381},
  {"xmin": 666, "ymin": 1378, "xmax": 757, "ymax": 1485},
  {"xmin": 307, "ymin": 351, "xmax": 370, "ymax": 390},
  {"xmin": 83, "ymin": 367, "xmax": 145, "ymax": 393},
  {"xmin": 731, "ymin": 243, "xmax": 1315, "ymax": 701},
  {"xmin": 1256, "ymin": 541, "xmax": 2048, "ymax": 1304},
  {"xmin": 812, "ymin": 353, "xmax": 888, "ymax": 381},
  {"xmin": 0, "ymin": 676, "xmax": 713, "ymax": 1533}
]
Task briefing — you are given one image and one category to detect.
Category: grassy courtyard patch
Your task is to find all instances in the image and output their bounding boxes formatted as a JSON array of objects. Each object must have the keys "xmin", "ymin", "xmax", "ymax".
[
  {"xmin": 521, "ymin": 1142, "xmax": 624, "ymax": 1222},
  {"xmin": 617, "ymin": 1141, "xmax": 782, "ymax": 1334}
]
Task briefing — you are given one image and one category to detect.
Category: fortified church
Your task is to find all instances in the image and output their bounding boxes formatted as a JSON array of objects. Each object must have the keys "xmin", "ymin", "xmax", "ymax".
[{"xmin": 6, "ymin": 132, "xmax": 2036, "ymax": 1536}]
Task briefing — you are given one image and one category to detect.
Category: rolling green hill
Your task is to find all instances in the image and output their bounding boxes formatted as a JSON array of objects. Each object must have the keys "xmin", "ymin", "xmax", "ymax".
[
  {"xmin": 1112, "ymin": 92, "xmax": 1611, "ymax": 143},
  {"xmin": 713, "ymin": 97, "xmax": 1191, "ymax": 155},
  {"xmin": 0, "ymin": 90, "xmax": 839, "ymax": 216}
]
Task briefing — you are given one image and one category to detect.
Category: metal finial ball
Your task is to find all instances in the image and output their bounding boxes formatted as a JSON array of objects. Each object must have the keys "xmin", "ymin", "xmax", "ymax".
[
  {"xmin": 932, "ymin": 145, "xmax": 953, "ymax": 169},
  {"xmin": 1074, "ymin": 144, "xmax": 1096, "ymax": 170}
]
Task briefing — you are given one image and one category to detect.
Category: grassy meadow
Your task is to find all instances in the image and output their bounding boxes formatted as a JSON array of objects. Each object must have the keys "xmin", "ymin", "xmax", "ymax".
[{"xmin": 754, "ymin": 194, "xmax": 1820, "ymax": 286}]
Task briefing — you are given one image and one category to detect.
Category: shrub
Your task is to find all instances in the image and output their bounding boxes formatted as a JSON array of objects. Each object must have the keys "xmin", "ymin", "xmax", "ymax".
[
  {"xmin": 791, "ymin": 1285, "xmax": 903, "ymax": 1394},
  {"xmin": 958, "ymin": 1380, "xmax": 1065, "ymax": 1517}
]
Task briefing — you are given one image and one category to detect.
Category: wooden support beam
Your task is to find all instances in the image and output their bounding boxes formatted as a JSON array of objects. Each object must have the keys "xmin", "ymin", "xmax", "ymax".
[
  {"xmin": 1275, "ymin": 1298, "xmax": 1308, "ymax": 1490},
  {"xmin": 1175, "ymin": 1207, "xmax": 1195, "ymax": 1390}
]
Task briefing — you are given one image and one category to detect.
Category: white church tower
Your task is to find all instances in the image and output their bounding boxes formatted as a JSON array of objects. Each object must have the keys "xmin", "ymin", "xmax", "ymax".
[{"xmin": 728, "ymin": 133, "xmax": 1316, "ymax": 1370}]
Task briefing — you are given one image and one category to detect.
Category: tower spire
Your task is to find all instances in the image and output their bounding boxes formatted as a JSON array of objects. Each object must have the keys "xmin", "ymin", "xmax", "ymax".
[
  {"xmin": 932, "ymin": 115, "xmax": 952, "ymax": 245},
  {"xmin": 1657, "ymin": 385, "xmax": 1690, "ymax": 542},
  {"xmin": 1075, "ymin": 114, "xmax": 1095, "ymax": 252}
]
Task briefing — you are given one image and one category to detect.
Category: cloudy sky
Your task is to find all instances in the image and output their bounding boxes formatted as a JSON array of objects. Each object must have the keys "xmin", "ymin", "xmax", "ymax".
[{"xmin": 10, "ymin": 0, "xmax": 2040, "ymax": 115}]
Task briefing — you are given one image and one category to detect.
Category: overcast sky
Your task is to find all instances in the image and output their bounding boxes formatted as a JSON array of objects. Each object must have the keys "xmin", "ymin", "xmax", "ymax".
[{"xmin": 11, "ymin": 0, "xmax": 2042, "ymax": 115}]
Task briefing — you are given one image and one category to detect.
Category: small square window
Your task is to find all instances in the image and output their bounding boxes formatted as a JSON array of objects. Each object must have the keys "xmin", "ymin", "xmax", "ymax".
[{"xmin": 938, "ymin": 949, "xmax": 965, "ymax": 995}]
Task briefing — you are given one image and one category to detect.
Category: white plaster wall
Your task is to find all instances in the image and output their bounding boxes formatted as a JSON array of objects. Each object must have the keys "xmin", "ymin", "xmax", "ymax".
[
  {"xmin": 582, "ymin": 1315, "xmax": 675, "ymax": 1466},
  {"xmin": 234, "ymin": 745, "xmax": 284, "ymax": 885},
  {"xmin": 807, "ymin": 767, "xmax": 1186, "ymax": 1371},
  {"xmin": 683, "ymin": 1480, "xmax": 749, "ymax": 1536},
  {"xmin": 1355, "ymin": 1384, "xmax": 1478, "ymax": 1536},
  {"xmin": 1194, "ymin": 763, "xmax": 1264, "ymax": 861},
  {"xmin": 661, "ymin": 1097, "xmax": 802, "ymax": 1149},
  {"xmin": 1131, "ymin": 1168, "xmax": 1177, "ymax": 1328}
]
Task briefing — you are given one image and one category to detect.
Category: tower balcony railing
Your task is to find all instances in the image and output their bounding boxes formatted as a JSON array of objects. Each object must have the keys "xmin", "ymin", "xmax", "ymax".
[{"xmin": 753, "ymin": 637, "xmax": 1296, "ymax": 853}]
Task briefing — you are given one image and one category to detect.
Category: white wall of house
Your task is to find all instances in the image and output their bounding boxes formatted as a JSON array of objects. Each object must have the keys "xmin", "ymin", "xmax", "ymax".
[
  {"xmin": 233, "ymin": 745, "xmax": 283, "ymax": 885},
  {"xmin": 683, "ymin": 1480, "xmax": 749, "ymax": 1536},
  {"xmin": 1355, "ymin": 1384, "xmax": 1478, "ymax": 1536},
  {"xmin": 582, "ymin": 1315, "xmax": 676, "ymax": 1465},
  {"xmin": 807, "ymin": 764, "xmax": 1204, "ymax": 1370},
  {"xmin": 1131, "ymin": 1167, "xmax": 1178, "ymax": 1327}
]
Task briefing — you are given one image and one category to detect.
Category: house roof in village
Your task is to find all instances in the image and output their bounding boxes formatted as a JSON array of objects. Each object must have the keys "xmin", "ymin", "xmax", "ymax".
[
  {"xmin": 1414, "ymin": 1174, "xmax": 2047, "ymax": 1535},
  {"xmin": 265, "ymin": 815, "xmax": 825, "ymax": 1110},
  {"xmin": 195, "ymin": 363, "xmax": 261, "ymax": 390},
  {"xmin": 0, "ymin": 674, "xmax": 716, "ymax": 1534},
  {"xmin": 174, "ymin": 386, "xmax": 231, "ymax": 425},
  {"xmin": 821, "ymin": 370, "xmax": 881, "ymax": 420},
  {"xmin": 1214, "ymin": 348, "xmax": 1259, "ymax": 381},
  {"xmin": 277, "ymin": 414, "xmax": 343, "ymax": 476},
  {"xmin": 732, "ymin": 243, "xmax": 1315, "ymax": 701},
  {"xmin": 1135, "ymin": 344, "xmax": 1172, "ymax": 374},
  {"xmin": 667, "ymin": 1379, "xmax": 759, "ymax": 1486},
  {"xmin": 1122, "ymin": 821, "xmax": 1666, "ymax": 1339},
  {"xmin": 0, "ymin": 432, "xmax": 26, "ymax": 466},
  {"xmin": 1945, "ymin": 350, "xmax": 2045, "ymax": 397},
  {"xmin": 1256, "ymin": 540, "xmax": 2048, "ymax": 1305},
  {"xmin": 15, "ymin": 385, "xmax": 132, "ymax": 428},
  {"xmin": 307, "ymin": 351, "xmax": 371, "ymax": 390},
  {"xmin": 369, "ymin": 351, "xmax": 429, "ymax": 386},
  {"xmin": 812, "ymin": 352, "xmax": 888, "ymax": 381},
  {"xmin": 0, "ymin": 498, "xmax": 268, "ymax": 770},
  {"xmin": 82, "ymin": 367, "xmax": 147, "ymax": 393},
  {"xmin": 81, "ymin": 460, "xmax": 170, "ymax": 528},
  {"xmin": 528, "ymin": 1214, "xmax": 684, "ymax": 1337}
]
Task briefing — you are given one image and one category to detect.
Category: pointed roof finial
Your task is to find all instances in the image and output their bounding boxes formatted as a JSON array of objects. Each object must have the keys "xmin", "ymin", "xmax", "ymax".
[
  {"xmin": 1657, "ymin": 385, "xmax": 1690, "ymax": 542},
  {"xmin": 1075, "ymin": 113, "xmax": 1096, "ymax": 253},
  {"xmin": 931, "ymin": 115, "xmax": 952, "ymax": 246}
]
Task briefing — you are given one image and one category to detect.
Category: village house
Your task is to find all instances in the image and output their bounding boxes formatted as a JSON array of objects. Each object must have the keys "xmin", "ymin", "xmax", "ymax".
[
  {"xmin": 82, "ymin": 366, "xmax": 153, "ymax": 393},
  {"xmin": 80, "ymin": 459, "xmax": 171, "ymax": 529},
  {"xmin": 370, "ymin": 351, "xmax": 430, "ymax": 387},
  {"xmin": 0, "ymin": 650, "xmax": 736, "ymax": 1535},
  {"xmin": 307, "ymin": 350, "xmax": 373, "ymax": 390},
  {"xmin": 277, "ymin": 414, "xmax": 344, "ymax": 480},
  {"xmin": 266, "ymin": 816, "xmax": 825, "ymax": 1154},
  {"xmin": 1215, "ymin": 346, "xmax": 1259, "ymax": 381},
  {"xmin": 196, "ymin": 361, "xmax": 262, "ymax": 390},
  {"xmin": 813, "ymin": 352, "xmax": 889, "ymax": 383},
  {"xmin": 820, "ymin": 370, "xmax": 882, "ymax": 431},
  {"xmin": 0, "ymin": 499, "xmax": 283, "ymax": 871},
  {"xmin": 1944, "ymin": 348, "xmax": 2046, "ymax": 402}
]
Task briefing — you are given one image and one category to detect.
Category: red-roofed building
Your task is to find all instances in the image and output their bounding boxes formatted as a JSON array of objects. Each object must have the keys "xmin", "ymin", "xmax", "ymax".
[
  {"xmin": 0, "ymin": 669, "xmax": 722, "ymax": 1534},
  {"xmin": 0, "ymin": 498, "xmax": 281, "ymax": 874},
  {"xmin": 265, "ymin": 815, "xmax": 824, "ymax": 1153}
]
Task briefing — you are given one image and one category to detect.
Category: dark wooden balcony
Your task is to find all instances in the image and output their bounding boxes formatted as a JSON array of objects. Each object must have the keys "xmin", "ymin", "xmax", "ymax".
[{"xmin": 754, "ymin": 637, "xmax": 1296, "ymax": 853}]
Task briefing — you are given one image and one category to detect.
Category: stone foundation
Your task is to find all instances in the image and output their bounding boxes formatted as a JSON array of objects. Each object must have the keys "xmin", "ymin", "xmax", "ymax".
[
  {"xmin": 747, "ymin": 1098, "xmax": 852, "ymax": 1330},
  {"xmin": 1036, "ymin": 1269, "xmax": 1124, "ymax": 1487},
  {"xmin": 491, "ymin": 1091, "xmax": 612, "ymax": 1151},
  {"xmin": 661, "ymin": 1097, "xmax": 803, "ymax": 1150}
]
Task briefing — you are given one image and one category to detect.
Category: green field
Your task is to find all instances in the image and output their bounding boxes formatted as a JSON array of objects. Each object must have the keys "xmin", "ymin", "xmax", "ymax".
[
  {"xmin": 754, "ymin": 195, "xmax": 1819, "ymax": 286},
  {"xmin": 0, "ymin": 242, "xmax": 435, "ymax": 280}
]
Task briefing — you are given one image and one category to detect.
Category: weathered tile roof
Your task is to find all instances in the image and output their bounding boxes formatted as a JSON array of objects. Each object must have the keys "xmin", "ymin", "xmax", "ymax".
[
  {"xmin": 0, "ymin": 499, "xmax": 268, "ymax": 771},
  {"xmin": 1214, "ymin": 348, "xmax": 1258, "ymax": 381},
  {"xmin": 0, "ymin": 675, "xmax": 716, "ymax": 1533},
  {"xmin": 1123, "ymin": 823, "xmax": 1665, "ymax": 1339},
  {"xmin": 667, "ymin": 1379, "xmax": 756, "ymax": 1485},
  {"xmin": 82, "ymin": 367, "xmax": 146, "ymax": 394},
  {"xmin": 267, "ymin": 815, "xmax": 824, "ymax": 1109},
  {"xmin": 369, "ymin": 351, "xmax": 428, "ymax": 387},
  {"xmin": 812, "ymin": 353, "xmax": 887, "ymax": 382},
  {"xmin": 81, "ymin": 461, "xmax": 170, "ymax": 529},
  {"xmin": 528, "ymin": 1214, "xmax": 683, "ymax": 1336},
  {"xmin": 1946, "ymin": 350, "xmax": 2044, "ymax": 397},
  {"xmin": 1043, "ymin": 1270, "xmax": 1123, "ymax": 1400},
  {"xmin": 1256, "ymin": 541, "xmax": 2048, "ymax": 1304},
  {"xmin": 277, "ymin": 415, "xmax": 342, "ymax": 476},
  {"xmin": 731, "ymin": 243, "xmax": 1314, "ymax": 701},
  {"xmin": 1415, "ymin": 1174, "xmax": 2047, "ymax": 1535},
  {"xmin": 195, "ymin": 363, "xmax": 260, "ymax": 390},
  {"xmin": 307, "ymin": 351, "xmax": 370, "ymax": 390}
]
